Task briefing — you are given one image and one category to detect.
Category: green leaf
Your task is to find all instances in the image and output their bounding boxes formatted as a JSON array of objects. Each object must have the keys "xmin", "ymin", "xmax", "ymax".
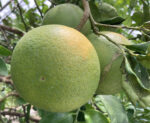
[
  {"xmin": 129, "ymin": 0, "xmax": 137, "ymax": 10},
  {"xmin": 128, "ymin": 55, "xmax": 150, "ymax": 88},
  {"xmin": 142, "ymin": 1, "xmax": 150, "ymax": 22},
  {"xmin": 98, "ymin": 95, "xmax": 129, "ymax": 123},
  {"xmin": 90, "ymin": 1, "xmax": 118, "ymax": 22},
  {"xmin": 23, "ymin": 0, "xmax": 29, "ymax": 5},
  {"xmin": 122, "ymin": 56, "xmax": 150, "ymax": 107},
  {"xmin": 84, "ymin": 108, "xmax": 109, "ymax": 123},
  {"xmin": 0, "ymin": 58, "xmax": 8, "ymax": 76},
  {"xmin": 124, "ymin": 57, "xmax": 150, "ymax": 90},
  {"xmin": 132, "ymin": 11, "xmax": 144, "ymax": 26},
  {"xmin": 126, "ymin": 41, "xmax": 150, "ymax": 54},
  {"xmin": 39, "ymin": 111, "xmax": 73, "ymax": 123},
  {"xmin": 0, "ymin": 45, "xmax": 12, "ymax": 56},
  {"xmin": 0, "ymin": 100, "xmax": 6, "ymax": 110},
  {"xmin": 100, "ymin": 16, "xmax": 125, "ymax": 25}
]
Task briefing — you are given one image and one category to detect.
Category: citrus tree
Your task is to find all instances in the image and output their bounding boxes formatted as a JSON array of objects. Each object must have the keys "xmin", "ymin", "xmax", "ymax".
[{"xmin": 0, "ymin": 0, "xmax": 150, "ymax": 123}]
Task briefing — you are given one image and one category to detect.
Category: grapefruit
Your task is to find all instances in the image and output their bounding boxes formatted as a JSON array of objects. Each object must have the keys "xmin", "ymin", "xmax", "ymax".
[
  {"xmin": 42, "ymin": 4, "xmax": 91, "ymax": 35},
  {"xmin": 87, "ymin": 33, "xmax": 123, "ymax": 94},
  {"xmin": 11, "ymin": 25, "xmax": 100, "ymax": 112}
]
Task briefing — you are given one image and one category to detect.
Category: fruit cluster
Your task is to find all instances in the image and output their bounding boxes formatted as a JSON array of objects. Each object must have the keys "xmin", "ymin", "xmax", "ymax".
[{"xmin": 11, "ymin": 4, "xmax": 132, "ymax": 112}]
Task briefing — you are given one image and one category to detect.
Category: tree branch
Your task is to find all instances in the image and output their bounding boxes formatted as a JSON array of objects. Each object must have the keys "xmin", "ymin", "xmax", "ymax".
[
  {"xmin": 0, "ymin": 92, "xmax": 19, "ymax": 103},
  {"xmin": 34, "ymin": 0, "xmax": 43, "ymax": 18},
  {"xmin": 16, "ymin": 0, "xmax": 28, "ymax": 32},
  {"xmin": 0, "ymin": 75, "xmax": 13, "ymax": 86},
  {"xmin": 0, "ymin": 28, "xmax": 9, "ymax": 42},
  {"xmin": 0, "ymin": 0, "xmax": 13, "ymax": 12},
  {"xmin": 76, "ymin": 0, "xmax": 90, "ymax": 31},
  {"xmin": 0, "ymin": 111, "xmax": 40, "ymax": 122},
  {"xmin": 0, "ymin": 24, "xmax": 24, "ymax": 36}
]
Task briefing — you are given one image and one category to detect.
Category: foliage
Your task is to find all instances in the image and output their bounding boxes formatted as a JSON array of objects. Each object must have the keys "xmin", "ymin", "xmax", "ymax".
[{"xmin": 0, "ymin": 0, "xmax": 150, "ymax": 122}]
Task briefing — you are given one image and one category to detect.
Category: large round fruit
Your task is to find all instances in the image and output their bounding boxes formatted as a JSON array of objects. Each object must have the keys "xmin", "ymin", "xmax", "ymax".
[
  {"xmin": 101, "ymin": 31, "xmax": 132, "ymax": 45},
  {"xmin": 87, "ymin": 33, "xmax": 123, "ymax": 94},
  {"xmin": 42, "ymin": 4, "xmax": 91, "ymax": 35},
  {"xmin": 11, "ymin": 25, "xmax": 100, "ymax": 112}
]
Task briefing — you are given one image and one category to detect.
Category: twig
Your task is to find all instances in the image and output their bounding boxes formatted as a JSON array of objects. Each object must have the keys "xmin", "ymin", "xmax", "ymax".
[
  {"xmin": 16, "ymin": 0, "xmax": 28, "ymax": 32},
  {"xmin": 74, "ymin": 108, "xmax": 80, "ymax": 123},
  {"xmin": 34, "ymin": 0, "xmax": 43, "ymax": 18},
  {"xmin": 0, "ymin": 111, "xmax": 40, "ymax": 122},
  {"xmin": 0, "ymin": 92, "xmax": 19, "ymax": 103},
  {"xmin": 0, "ymin": 75, "xmax": 13, "ymax": 86},
  {"xmin": 76, "ymin": 0, "xmax": 90, "ymax": 31},
  {"xmin": 48, "ymin": 0, "xmax": 57, "ymax": 5},
  {"xmin": 0, "ymin": 24, "xmax": 24, "ymax": 36},
  {"xmin": 0, "ymin": 0, "xmax": 13, "ymax": 12},
  {"xmin": 0, "ymin": 6, "xmax": 17, "ymax": 22},
  {"xmin": 0, "ymin": 28, "xmax": 9, "ymax": 42},
  {"xmin": 0, "ymin": 0, "xmax": 23, "ymax": 22}
]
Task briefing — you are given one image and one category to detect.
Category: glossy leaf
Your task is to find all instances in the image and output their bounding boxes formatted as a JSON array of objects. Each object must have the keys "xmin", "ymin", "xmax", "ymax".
[
  {"xmin": 84, "ymin": 109, "xmax": 109, "ymax": 123},
  {"xmin": 132, "ymin": 11, "xmax": 144, "ymax": 26},
  {"xmin": 0, "ymin": 45, "xmax": 12, "ymax": 56},
  {"xmin": 90, "ymin": 1, "xmax": 118, "ymax": 22},
  {"xmin": 39, "ymin": 111, "xmax": 73, "ymax": 123},
  {"xmin": 100, "ymin": 16, "xmax": 125, "ymax": 25},
  {"xmin": 98, "ymin": 95, "xmax": 129, "ymax": 123},
  {"xmin": 126, "ymin": 41, "xmax": 150, "ymax": 54},
  {"xmin": 122, "ymin": 56, "xmax": 150, "ymax": 107},
  {"xmin": 0, "ymin": 58, "xmax": 8, "ymax": 76}
]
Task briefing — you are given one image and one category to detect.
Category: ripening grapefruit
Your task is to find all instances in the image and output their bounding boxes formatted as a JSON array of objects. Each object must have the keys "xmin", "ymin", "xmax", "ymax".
[
  {"xmin": 11, "ymin": 25, "xmax": 100, "ymax": 112},
  {"xmin": 42, "ymin": 3, "xmax": 91, "ymax": 35}
]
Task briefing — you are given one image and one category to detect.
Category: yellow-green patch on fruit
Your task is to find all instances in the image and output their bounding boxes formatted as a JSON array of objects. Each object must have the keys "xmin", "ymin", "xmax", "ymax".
[
  {"xmin": 42, "ymin": 3, "xmax": 91, "ymax": 35},
  {"xmin": 11, "ymin": 25, "xmax": 100, "ymax": 112},
  {"xmin": 87, "ymin": 33, "xmax": 123, "ymax": 94},
  {"xmin": 101, "ymin": 31, "xmax": 132, "ymax": 45}
]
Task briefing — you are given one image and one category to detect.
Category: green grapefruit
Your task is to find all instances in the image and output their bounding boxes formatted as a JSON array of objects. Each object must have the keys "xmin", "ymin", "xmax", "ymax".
[
  {"xmin": 87, "ymin": 33, "xmax": 123, "ymax": 94},
  {"xmin": 42, "ymin": 4, "xmax": 91, "ymax": 35},
  {"xmin": 11, "ymin": 25, "xmax": 100, "ymax": 112}
]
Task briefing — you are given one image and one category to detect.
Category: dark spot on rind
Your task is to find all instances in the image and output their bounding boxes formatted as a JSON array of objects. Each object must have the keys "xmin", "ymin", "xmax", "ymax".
[{"xmin": 40, "ymin": 76, "xmax": 45, "ymax": 81}]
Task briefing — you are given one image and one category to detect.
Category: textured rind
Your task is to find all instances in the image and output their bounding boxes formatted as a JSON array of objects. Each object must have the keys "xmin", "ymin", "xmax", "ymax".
[
  {"xmin": 42, "ymin": 3, "xmax": 91, "ymax": 35},
  {"xmin": 11, "ymin": 25, "xmax": 100, "ymax": 112},
  {"xmin": 87, "ymin": 33, "xmax": 123, "ymax": 94},
  {"xmin": 101, "ymin": 31, "xmax": 132, "ymax": 45}
]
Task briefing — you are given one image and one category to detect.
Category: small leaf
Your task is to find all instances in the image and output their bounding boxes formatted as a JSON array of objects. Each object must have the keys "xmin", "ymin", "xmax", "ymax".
[
  {"xmin": 100, "ymin": 16, "xmax": 125, "ymax": 25},
  {"xmin": 142, "ymin": 1, "xmax": 150, "ymax": 22},
  {"xmin": 90, "ymin": 1, "xmax": 118, "ymax": 22},
  {"xmin": 0, "ymin": 45, "xmax": 12, "ymax": 56},
  {"xmin": 84, "ymin": 109, "xmax": 109, "ymax": 123},
  {"xmin": 126, "ymin": 41, "xmax": 150, "ymax": 54},
  {"xmin": 122, "ymin": 56, "xmax": 150, "ymax": 107},
  {"xmin": 98, "ymin": 95, "xmax": 129, "ymax": 123},
  {"xmin": 124, "ymin": 57, "xmax": 150, "ymax": 90},
  {"xmin": 132, "ymin": 11, "xmax": 144, "ymax": 26},
  {"xmin": 0, "ymin": 58, "xmax": 8, "ymax": 76},
  {"xmin": 39, "ymin": 110, "xmax": 73, "ymax": 123},
  {"xmin": 129, "ymin": 0, "xmax": 137, "ymax": 11},
  {"xmin": 23, "ymin": 0, "xmax": 29, "ymax": 5}
]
